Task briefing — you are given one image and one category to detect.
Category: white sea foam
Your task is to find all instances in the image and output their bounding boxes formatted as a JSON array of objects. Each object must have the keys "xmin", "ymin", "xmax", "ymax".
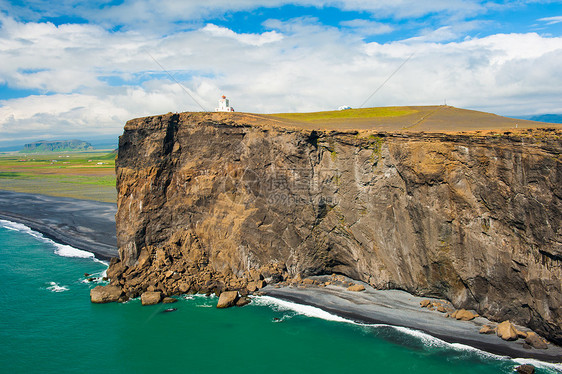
[
  {"xmin": 54, "ymin": 243, "xmax": 94, "ymax": 259},
  {"xmin": 254, "ymin": 295, "xmax": 562, "ymax": 370},
  {"xmin": 253, "ymin": 295, "xmax": 352, "ymax": 323},
  {"xmin": 0, "ymin": 219, "xmax": 104, "ymax": 264},
  {"xmin": 513, "ymin": 358, "xmax": 562, "ymax": 372},
  {"xmin": 47, "ymin": 281, "xmax": 68, "ymax": 292}
]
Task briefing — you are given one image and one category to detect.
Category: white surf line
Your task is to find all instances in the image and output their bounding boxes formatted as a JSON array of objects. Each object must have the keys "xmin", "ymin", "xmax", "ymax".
[
  {"xmin": 253, "ymin": 295, "xmax": 562, "ymax": 371},
  {"xmin": 0, "ymin": 219, "xmax": 108, "ymax": 265}
]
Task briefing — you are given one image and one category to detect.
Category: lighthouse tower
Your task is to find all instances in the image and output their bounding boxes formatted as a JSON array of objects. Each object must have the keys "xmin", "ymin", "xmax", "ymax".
[{"xmin": 215, "ymin": 95, "xmax": 234, "ymax": 112}]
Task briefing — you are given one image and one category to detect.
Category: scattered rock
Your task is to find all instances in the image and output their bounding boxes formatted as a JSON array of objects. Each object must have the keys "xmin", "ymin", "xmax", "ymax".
[
  {"xmin": 496, "ymin": 320, "xmax": 518, "ymax": 341},
  {"xmin": 84, "ymin": 273, "xmax": 90, "ymax": 277},
  {"xmin": 162, "ymin": 297, "xmax": 178, "ymax": 304},
  {"xmin": 302, "ymin": 278, "xmax": 315, "ymax": 285},
  {"xmin": 247, "ymin": 281, "xmax": 258, "ymax": 292},
  {"xmin": 236, "ymin": 297, "xmax": 251, "ymax": 307},
  {"xmin": 525, "ymin": 332, "xmax": 548, "ymax": 350},
  {"xmin": 479, "ymin": 325, "xmax": 495, "ymax": 334},
  {"xmin": 141, "ymin": 291, "xmax": 162, "ymax": 306},
  {"xmin": 453, "ymin": 309, "xmax": 478, "ymax": 321},
  {"xmin": 515, "ymin": 364, "xmax": 535, "ymax": 374},
  {"xmin": 90, "ymin": 285, "xmax": 122, "ymax": 303},
  {"xmin": 516, "ymin": 329, "xmax": 528, "ymax": 339},
  {"xmin": 217, "ymin": 291, "xmax": 239, "ymax": 308},
  {"xmin": 437, "ymin": 305, "xmax": 446, "ymax": 313},
  {"xmin": 420, "ymin": 300, "xmax": 431, "ymax": 308},
  {"xmin": 347, "ymin": 284, "xmax": 366, "ymax": 292}
]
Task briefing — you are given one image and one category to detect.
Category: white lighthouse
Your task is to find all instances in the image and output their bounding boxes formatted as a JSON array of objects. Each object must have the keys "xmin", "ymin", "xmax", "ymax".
[{"xmin": 215, "ymin": 95, "xmax": 234, "ymax": 112}]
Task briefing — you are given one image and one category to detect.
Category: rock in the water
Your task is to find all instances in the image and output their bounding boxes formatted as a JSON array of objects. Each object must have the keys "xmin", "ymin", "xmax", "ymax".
[
  {"xmin": 90, "ymin": 285, "xmax": 122, "ymax": 303},
  {"xmin": 217, "ymin": 291, "xmax": 239, "ymax": 308},
  {"xmin": 516, "ymin": 364, "xmax": 535, "ymax": 374},
  {"xmin": 347, "ymin": 284, "xmax": 366, "ymax": 292},
  {"xmin": 236, "ymin": 297, "xmax": 251, "ymax": 307},
  {"xmin": 162, "ymin": 297, "xmax": 178, "ymax": 304},
  {"xmin": 479, "ymin": 325, "xmax": 495, "ymax": 334},
  {"xmin": 496, "ymin": 320, "xmax": 518, "ymax": 341},
  {"xmin": 453, "ymin": 309, "xmax": 478, "ymax": 321},
  {"xmin": 525, "ymin": 332, "xmax": 548, "ymax": 349},
  {"xmin": 141, "ymin": 291, "xmax": 162, "ymax": 305}
]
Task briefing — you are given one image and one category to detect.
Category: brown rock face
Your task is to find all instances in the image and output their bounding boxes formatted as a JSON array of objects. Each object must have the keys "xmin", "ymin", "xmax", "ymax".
[{"xmin": 111, "ymin": 112, "xmax": 562, "ymax": 344}]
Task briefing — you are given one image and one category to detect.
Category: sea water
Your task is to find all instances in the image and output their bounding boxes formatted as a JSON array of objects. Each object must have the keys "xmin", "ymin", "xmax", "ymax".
[{"xmin": 0, "ymin": 220, "xmax": 560, "ymax": 374}]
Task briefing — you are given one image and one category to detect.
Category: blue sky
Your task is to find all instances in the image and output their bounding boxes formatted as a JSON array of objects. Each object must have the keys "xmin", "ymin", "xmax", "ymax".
[{"xmin": 0, "ymin": 0, "xmax": 561, "ymax": 146}]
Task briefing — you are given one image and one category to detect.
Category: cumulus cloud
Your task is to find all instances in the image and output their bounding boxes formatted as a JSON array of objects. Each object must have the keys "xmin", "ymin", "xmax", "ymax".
[{"xmin": 0, "ymin": 7, "xmax": 562, "ymax": 146}]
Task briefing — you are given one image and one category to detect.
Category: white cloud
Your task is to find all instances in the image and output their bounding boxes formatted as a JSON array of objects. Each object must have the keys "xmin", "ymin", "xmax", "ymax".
[
  {"xmin": 202, "ymin": 24, "xmax": 283, "ymax": 46},
  {"xmin": 340, "ymin": 19, "xmax": 393, "ymax": 36},
  {"xmin": 538, "ymin": 16, "xmax": 562, "ymax": 25},
  {"xmin": 1, "ymin": 13, "xmax": 562, "ymax": 146}
]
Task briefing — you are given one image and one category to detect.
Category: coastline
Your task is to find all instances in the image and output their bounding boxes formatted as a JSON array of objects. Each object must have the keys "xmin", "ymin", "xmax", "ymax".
[
  {"xmin": 262, "ymin": 279, "xmax": 562, "ymax": 364},
  {"xmin": 1, "ymin": 189, "xmax": 560, "ymax": 366},
  {"xmin": 0, "ymin": 190, "xmax": 117, "ymax": 260}
]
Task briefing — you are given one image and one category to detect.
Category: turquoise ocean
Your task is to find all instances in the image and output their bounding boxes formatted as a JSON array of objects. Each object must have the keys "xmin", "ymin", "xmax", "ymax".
[{"xmin": 1, "ymin": 219, "xmax": 560, "ymax": 373}]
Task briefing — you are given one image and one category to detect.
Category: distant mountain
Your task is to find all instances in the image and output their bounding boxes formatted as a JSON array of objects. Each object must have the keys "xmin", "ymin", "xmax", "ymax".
[
  {"xmin": 20, "ymin": 139, "xmax": 94, "ymax": 153},
  {"xmin": 510, "ymin": 114, "xmax": 562, "ymax": 124}
]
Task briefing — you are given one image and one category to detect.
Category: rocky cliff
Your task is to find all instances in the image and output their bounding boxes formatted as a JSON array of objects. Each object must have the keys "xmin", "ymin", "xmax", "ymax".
[{"xmin": 109, "ymin": 112, "xmax": 562, "ymax": 344}]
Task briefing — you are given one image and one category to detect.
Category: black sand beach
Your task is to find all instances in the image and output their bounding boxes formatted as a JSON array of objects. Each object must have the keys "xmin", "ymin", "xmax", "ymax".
[
  {"xmin": 1, "ymin": 189, "xmax": 560, "ymax": 365},
  {"xmin": 0, "ymin": 190, "xmax": 117, "ymax": 260},
  {"xmin": 264, "ymin": 281, "xmax": 562, "ymax": 363}
]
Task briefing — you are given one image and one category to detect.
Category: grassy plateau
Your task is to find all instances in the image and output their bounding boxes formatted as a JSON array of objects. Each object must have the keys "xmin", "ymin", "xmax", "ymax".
[{"xmin": 0, "ymin": 151, "xmax": 116, "ymax": 203}]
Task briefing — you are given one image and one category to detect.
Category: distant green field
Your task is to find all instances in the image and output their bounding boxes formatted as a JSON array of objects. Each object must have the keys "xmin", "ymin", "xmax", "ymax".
[
  {"xmin": 0, "ymin": 151, "xmax": 117, "ymax": 203},
  {"xmin": 271, "ymin": 107, "xmax": 418, "ymax": 122}
]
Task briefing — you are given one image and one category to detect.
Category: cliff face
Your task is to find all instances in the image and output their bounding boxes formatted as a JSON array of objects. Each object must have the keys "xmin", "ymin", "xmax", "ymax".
[{"xmin": 112, "ymin": 112, "xmax": 562, "ymax": 343}]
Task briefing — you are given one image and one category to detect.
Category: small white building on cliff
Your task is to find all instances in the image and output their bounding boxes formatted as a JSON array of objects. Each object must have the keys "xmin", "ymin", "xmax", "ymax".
[{"xmin": 215, "ymin": 95, "xmax": 234, "ymax": 112}]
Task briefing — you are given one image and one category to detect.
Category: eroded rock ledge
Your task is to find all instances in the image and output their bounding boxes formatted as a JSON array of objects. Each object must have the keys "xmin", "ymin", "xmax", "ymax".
[{"xmin": 104, "ymin": 112, "xmax": 561, "ymax": 344}]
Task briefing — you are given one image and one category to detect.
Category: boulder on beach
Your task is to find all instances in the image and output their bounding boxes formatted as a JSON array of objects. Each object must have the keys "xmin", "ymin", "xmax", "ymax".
[
  {"xmin": 479, "ymin": 325, "xmax": 495, "ymax": 334},
  {"xmin": 217, "ymin": 291, "xmax": 239, "ymax": 308},
  {"xmin": 420, "ymin": 300, "xmax": 431, "ymax": 308},
  {"xmin": 496, "ymin": 320, "xmax": 518, "ymax": 341},
  {"xmin": 141, "ymin": 291, "xmax": 162, "ymax": 306},
  {"xmin": 90, "ymin": 285, "xmax": 122, "ymax": 303},
  {"xmin": 347, "ymin": 284, "xmax": 366, "ymax": 292},
  {"xmin": 525, "ymin": 332, "xmax": 548, "ymax": 349},
  {"xmin": 452, "ymin": 309, "xmax": 478, "ymax": 321}
]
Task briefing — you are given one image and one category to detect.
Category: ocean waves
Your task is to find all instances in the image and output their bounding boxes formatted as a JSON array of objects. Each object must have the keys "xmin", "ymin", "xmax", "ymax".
[
  {"xmin": 253, "ymin": 295, "xmax": 562, "ymax": 372},
  {"xmin": 0, "ymin": 219, "xmax": 105, "ymax": 264}
]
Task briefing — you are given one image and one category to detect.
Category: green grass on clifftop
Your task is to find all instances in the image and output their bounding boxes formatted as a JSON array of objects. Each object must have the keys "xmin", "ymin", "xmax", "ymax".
[{"xmin": 272, "ymin": 107, "xmax": 418, "ymax": 122}]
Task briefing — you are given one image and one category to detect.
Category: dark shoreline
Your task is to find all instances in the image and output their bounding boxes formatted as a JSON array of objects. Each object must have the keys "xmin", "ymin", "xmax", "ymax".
[
  {"xmin": 264, "ymin": 285, "xmax": 562, "ymax": 364},
  {"xmin": 0, "ymin": 190, "xmax": 118, "ymax": 261},
  {"xmin": 1, "ymin": 189, "xmax": 560, "ymax": 365}
]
